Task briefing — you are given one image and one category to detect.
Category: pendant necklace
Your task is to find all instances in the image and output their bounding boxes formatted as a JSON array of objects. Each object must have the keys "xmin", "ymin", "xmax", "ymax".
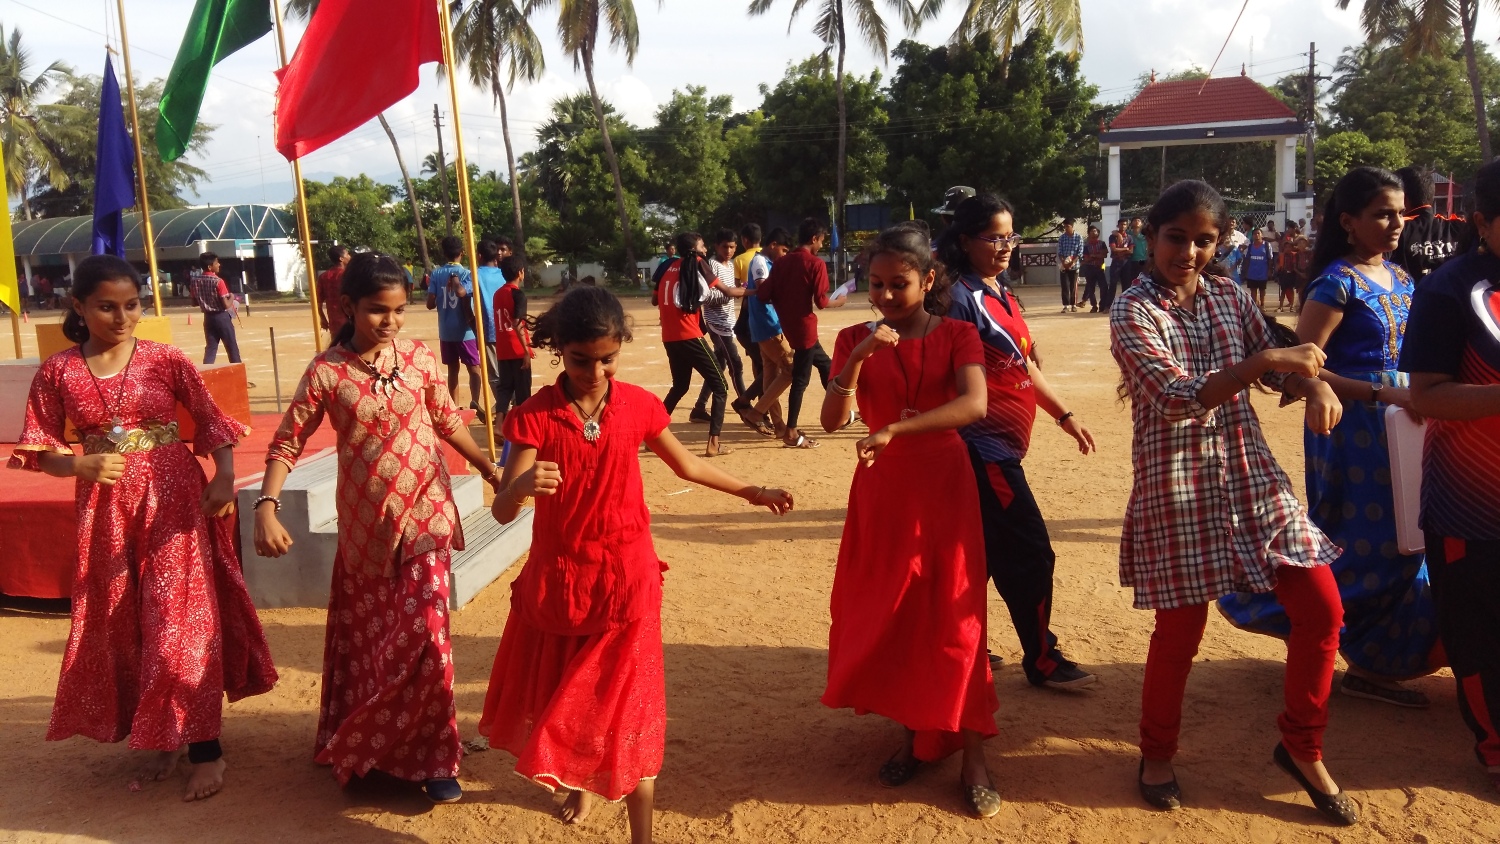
[
  {"xmin": 348, "ymin": 343, "xmax": 404, "ymax": 436},
  {"xmin": 85, "ymin": 338, "xmax": 139, "ymax": 444},
  {"xmin": 890, "ymin": 313, "xmax": 935, "ymax": 421},
  {"xmin": 564, "ymin": 379, "xmax": 610, "ymax": 443}
]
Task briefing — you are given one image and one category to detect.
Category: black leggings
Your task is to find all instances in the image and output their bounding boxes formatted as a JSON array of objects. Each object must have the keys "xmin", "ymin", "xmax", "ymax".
[
  {"xmin": 696, "ymin": 331, "xmax": 747, "ymax": 411},
  {"xmin": 786, "ymin": 341, "xmax": 832, "ymax": 431},
  {"xmin": 664, "ymin": 337, "xmax": 726, "ymax": 437},
  {"xmin": 188, "ymin": 739, "xmax": 223, "ymax": 763}
]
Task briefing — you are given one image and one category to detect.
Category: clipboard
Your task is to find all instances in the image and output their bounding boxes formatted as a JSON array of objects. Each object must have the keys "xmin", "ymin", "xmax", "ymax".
[{"xmin": 1385, "ymin": 405, "xmax": 1427, "ymax": 555}]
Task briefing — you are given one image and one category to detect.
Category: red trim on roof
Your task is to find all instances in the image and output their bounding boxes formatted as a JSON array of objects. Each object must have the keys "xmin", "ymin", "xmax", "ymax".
[{"xmin": 1109, "ymin": 76, "xmax": 1297, "ymax": 131}]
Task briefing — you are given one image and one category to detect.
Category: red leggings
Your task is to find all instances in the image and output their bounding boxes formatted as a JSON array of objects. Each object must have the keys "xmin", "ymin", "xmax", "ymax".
[{"xmin": 1140, "ymin": 564, "xmax": 1342, "ymax": 763}]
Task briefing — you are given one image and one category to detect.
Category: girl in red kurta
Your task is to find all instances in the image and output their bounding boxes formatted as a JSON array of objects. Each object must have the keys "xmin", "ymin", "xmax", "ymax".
[
  {"xmin": 818, "ymin": 226, "xmax": 1000, "ymax": 819},
  {"xmin": 482, "ymin": 286, "xmax": 792, "ymax": 844},
  {"xmin": 255, "ymin": 253, "xmax": 504, "ymax": 804},
  {"xmin": 9, "ymin": 255, "xmax": 277, "ymax": 802}
]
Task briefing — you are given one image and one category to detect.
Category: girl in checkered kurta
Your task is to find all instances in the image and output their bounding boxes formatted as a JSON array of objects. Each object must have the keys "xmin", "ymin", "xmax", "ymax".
[
  {"xmin": 1110, "ymin": 181, "xmax": 1359, "ymax": 826},
  {"xmin": 255, "ymin": 254, "xmax": 505, "ymax": 805}
]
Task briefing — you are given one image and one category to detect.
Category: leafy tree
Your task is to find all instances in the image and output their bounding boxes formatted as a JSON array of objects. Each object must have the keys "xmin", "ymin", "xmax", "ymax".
[
  {"xmin": 752, "ymin": 54, "xmax": 888, "ymax": 221},
  {"xmin": 1314, "ymin": 131, "xmax": 1409, "ymax": 193},
  {"xmin": 644, "ymin": 86, "xmax": 733, "ymax": 232},
  {"xmin": 526, "ymin": 0, "xmax": 644, "ymax": 279},
  {"xmin": 949, "ymin": 0, "xmax": 1082, "ymax": 60},
  {"xmin": 883, "ymin": 31, "xmax": 1095, "ymax": 229},
  {"xmin": 0, "ymin": 24, "xmax": 73, "ymax": 218},
  {"xmin": 300, "ymin": 175, "xmax": 403, "ymax": 256},
  {"xmin": 27, "ymin": 75, "xmax": 209, "ymax": 219}
]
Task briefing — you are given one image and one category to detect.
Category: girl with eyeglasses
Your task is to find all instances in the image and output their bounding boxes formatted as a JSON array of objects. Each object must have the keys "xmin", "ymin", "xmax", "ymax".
[{"xmin": 935, "ymin": 194, "xmax": 1099, "ymax": 693}]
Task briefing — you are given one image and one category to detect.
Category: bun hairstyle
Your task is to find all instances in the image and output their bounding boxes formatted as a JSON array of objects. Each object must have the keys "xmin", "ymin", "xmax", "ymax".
[
  {"xmin": 530, "ymin": 285, "xmax": 633, "ymax": 353},
  {"xmin": 861, "ymin": 223, "xmax": 952, "ymax": 316},
  {"xmin": 934, "ymin": 193, "xmax": 1017, "ymax": 279},
  {"xmin": 331, "ymin": 252, "xmax": 411, "ymax": 347},
  {"xmin": 1310, "ymin": 166, "xmax": 1402, "ymax": 279},
  {"xmin": 63, "ymin": 255, "xmax": 142, "ymax": 344}
]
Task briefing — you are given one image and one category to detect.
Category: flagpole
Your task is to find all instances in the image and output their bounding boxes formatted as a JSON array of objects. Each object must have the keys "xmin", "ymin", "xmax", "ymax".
[
  {"xmin": 436, "ymin": 0, "xmax": 496, "ymax": 463},
  {"xmin": 271, "ymin": 0, "xmax": 325, "ymax": 353},
  {"xmin": 9, "ymin": 310, "xmax": 19, "ymax": 358},
  {"xmin": 113, "ymin": 1, "xmax": 163, "ymax": 318}
]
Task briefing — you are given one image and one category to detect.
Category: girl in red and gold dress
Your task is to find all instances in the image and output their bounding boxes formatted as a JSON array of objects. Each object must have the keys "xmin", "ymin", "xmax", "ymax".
[
  {"xmin": 9, "ymin": 255, "xmax": 277, "ymax": 802},
  {"xmin": 482, "ymin": 286, "xmax": 792, "ymax": 844},
  {"xmin": 254, "ymin": 253, "xmax": 503, "ymax": 804},
  {"xmin": 818, "ymin": 225, "xmax": 1001, "ymax": 818}
]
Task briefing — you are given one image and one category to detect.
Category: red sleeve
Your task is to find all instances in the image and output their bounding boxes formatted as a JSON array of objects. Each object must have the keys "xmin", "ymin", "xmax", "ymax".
[
  {"xmin": 645, "ymin": 391, "xmax": 671, "ymax": 439},
  {"xmin": 812, "ymin": 257, "xmax": 831, "ymax": 309},
  {"xmin": 831, "ymin": 323, "xmax": 870, "ymax": 375},
  {"xmin": 266, "ymin": 359, "xmax": 329, "ymax": 469},
  {"xmin": 7, "ymin": 355, "xmax": 74, "ymax": 472},
  {"xmin": 166, "ymin": 344, "xmax": 249, "ymax": 455},
  {"xmin": 216, "ymin": 280, "xmax": 230, "ymax": 297},
  {"xmin": 948, "ymin": 319, "xmax": 985, "ymax": 369},
  {"xmin": 502, "ymin": 396, "xmax": 544, "ymax": 449}
]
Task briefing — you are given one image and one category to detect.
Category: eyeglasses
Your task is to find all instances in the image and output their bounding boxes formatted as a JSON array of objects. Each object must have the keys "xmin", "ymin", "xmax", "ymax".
[{"xmin": 972, "ymin": 233, "xmax": 1023, "ymax": 250}]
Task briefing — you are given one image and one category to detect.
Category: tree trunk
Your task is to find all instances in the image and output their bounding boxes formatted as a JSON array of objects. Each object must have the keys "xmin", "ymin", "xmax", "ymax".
[
  {"xmin": 379, "ymin": 113, "xmax": 431, "ymax": 271},
  {"xmin": 492, "ymin": 63, "xmax": 526, "ymax": 268},
  {"xmin": 833, "ymin": 3, "xmax": 848, "ymax": 286},
  {"xmin": 1461, "ymin": 1, "xmax": 1493, "ymax": 163},
  {"xmin": 582, "ymin": 45, "xmax": 639, "ymax": 283}
]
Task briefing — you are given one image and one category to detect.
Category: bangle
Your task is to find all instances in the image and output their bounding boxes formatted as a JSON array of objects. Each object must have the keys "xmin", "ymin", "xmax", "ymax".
[
  {"xmin": 830, "ymin": 379, "xmax": 856, "ymax": 397},
  {"xmin": 749, "ymin": 486, "xmax": 766, "ymax": 505},
  {"xmin": 1055, "ymin": 411, "xmax": 1075, "ymax": 427},
  {"xmin": 480, "ymin": 462, "xmax": 500, "ymax": 482},
  {"xmin": 253, "ymin": 495, "xmax": 280, "ymax": 513},
  {"xmin": 1226, "ymin": 366, "xmax": 1250, "ymax": 390},
  {"xmin": 1370, "ymin": 382, "xmax": 1384, "ymax": 403},
  {"xmin": 506, "ymin": 479, "xmax": 528, "ymax": 505}
]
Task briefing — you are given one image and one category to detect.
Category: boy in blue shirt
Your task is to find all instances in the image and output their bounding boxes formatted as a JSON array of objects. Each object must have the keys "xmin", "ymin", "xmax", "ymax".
[{"xmin": 425, "ymin": 235, "xmax": 481, "ymax": 408}]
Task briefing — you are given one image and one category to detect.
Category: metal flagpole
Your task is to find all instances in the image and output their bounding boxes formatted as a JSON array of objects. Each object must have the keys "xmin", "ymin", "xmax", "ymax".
[
  {"xmin": 271, "ymin": 0, "xmax": 326, "ymax": 352},
  {"xmin": 113, "ymin": 0, "xmax": 163, "ymax": 317},
  {"xmin": 435, "ymin": 0, "xmax": 497, "ymax": 463}
]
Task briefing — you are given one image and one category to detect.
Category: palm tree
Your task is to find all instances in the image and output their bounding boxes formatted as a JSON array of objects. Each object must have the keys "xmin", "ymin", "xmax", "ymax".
[
  {"xmin": 452, "ymin": 0, "xmax": 544, "ymax": 252},
  {"xmin": 1338, "ymin": 0, "xmax": 1494, "ymax": 161},
  {"xmin": 525, "ymin": 0, "xmax": 642, "ymax": 279},
  {"xmin": 283, "ymin": 0, "xmax": 432, "ymax": 268},
  {"xmin": 748, "ymin": 1, "xmax": 932, "ymax": 280},
  {"xmin": 950, "ymin": 0, "xmax": 1083, "ymax": 60},
  {"xmin": 0, "ymin": 24, "xmax": 72, "ymax": 219}
]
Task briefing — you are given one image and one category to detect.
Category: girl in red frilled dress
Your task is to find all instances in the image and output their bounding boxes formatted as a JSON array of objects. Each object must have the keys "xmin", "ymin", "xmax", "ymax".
[
  {"xmin": 9, "ymin": 255, "xmax": 277, "ymax": 802},
  {"xmin": 817, "ymin": 226, "xmax": 999, "ymax": 818},
  {"xmin": 254, "ymin": 253, "xmax": 503, "ymax": 804},
  {"xmin": 481, "ymin": 286, "xmax": 792, "ymax": 844}
]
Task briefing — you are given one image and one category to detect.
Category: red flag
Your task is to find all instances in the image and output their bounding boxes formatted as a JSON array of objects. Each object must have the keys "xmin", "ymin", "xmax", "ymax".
[{"xmin": 274, "ymin": 0, "xmax": 442, "ymax": 160}]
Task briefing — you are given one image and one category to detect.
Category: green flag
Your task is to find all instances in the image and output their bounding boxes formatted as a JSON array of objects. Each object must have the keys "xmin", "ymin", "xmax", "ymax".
[{"xmin": 156, "ymin": 0, "xmax": 272, "ymax": 161}]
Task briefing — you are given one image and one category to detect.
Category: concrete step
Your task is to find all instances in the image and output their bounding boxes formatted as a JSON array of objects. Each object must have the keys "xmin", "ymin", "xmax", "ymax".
[{"xmin": 239, "ymin": 454, "xmax": 528, "ymax": 610}]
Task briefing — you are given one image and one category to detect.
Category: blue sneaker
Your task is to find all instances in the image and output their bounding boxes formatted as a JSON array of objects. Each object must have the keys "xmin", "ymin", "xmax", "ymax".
[{"xmin": 424, "ymin": 777, "xmax": 462, "ymax": 804}]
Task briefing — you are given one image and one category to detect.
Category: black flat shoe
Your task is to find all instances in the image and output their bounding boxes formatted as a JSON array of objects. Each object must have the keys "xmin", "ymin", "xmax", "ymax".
[
  {"xmin": 1137, "ymin": 759, "xmax": 1181, "ymax": 810},
  {"xmin": 1272, "ymin": 743, "xmax": 1358, "ymax": 826},
  {"xmin": 878, "ymin": 753, "xmax": 921, "ymax": 788}
]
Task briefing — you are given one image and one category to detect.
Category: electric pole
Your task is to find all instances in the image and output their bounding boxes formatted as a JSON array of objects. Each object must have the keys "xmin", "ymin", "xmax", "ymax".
[
  {"xmin": 1304, "ymin": 43, "xmax": 1318, "ymax": 197},
  {"xmin": 433, "ymin": 105, "xmax": 454, "ymax": 238}
]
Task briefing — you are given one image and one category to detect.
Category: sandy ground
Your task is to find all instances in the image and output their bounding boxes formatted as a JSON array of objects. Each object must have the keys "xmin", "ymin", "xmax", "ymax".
[{"xmin": 2, "ymin": 288, "xmax": 1496, "ymax": 844}]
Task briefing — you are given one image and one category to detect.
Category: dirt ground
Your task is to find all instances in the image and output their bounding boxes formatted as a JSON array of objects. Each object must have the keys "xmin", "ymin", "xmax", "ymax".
[{"xmin": 2, "ymin": 288, "xmax": 1496, "ymax": 844}]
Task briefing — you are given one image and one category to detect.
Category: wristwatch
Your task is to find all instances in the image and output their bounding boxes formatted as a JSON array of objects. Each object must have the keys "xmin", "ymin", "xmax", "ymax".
[{"xmin": 1370, "ymin": 382, "xmax": 1384, "ymax": 403}]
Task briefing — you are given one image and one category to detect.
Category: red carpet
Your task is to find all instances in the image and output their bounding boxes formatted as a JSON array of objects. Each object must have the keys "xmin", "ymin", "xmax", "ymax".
[{"xmin": 0, "ymin": 412, "xmax": 480, "ymax": 599}]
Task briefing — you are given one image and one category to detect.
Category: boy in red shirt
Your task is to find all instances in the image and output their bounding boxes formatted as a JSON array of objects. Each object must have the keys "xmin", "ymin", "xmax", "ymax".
[{"xmin": 491, "ymin": 254, "xmax": 533, "ymax": 426}]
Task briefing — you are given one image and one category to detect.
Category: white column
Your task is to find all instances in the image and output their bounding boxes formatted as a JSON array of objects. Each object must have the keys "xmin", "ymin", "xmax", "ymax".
[{"xmin": 1102, "ymin": 146, "xmax": 1123, "ymax": 237}]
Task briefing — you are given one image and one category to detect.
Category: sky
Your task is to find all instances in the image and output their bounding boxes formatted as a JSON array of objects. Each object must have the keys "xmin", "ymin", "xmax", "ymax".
[{"xmin": 11, "ymin": 0, "xmax": 1500, "ymax": 207}]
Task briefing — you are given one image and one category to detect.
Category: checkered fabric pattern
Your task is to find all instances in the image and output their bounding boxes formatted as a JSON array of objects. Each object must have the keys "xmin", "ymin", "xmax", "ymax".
[
  {"xmin": 190, "ymin": 272, "xmax": 228, "ymax": 314},
  {"xmin": 1056, "ymin": 232, "xmax": 1084, "ymax": 261},
  {"xmin": 1109, "ymin": 274, "xmax": 1338, "ymax": 609}
]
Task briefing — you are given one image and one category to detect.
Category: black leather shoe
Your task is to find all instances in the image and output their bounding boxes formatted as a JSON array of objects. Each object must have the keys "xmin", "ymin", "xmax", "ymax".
[
  {"xmin": 1273, "ymin": 743, "xmax": 1358, "ymax": 826},
  {"xmin": 1137, "ymin": 759, "xmax": 1181, "ymax": 810}
]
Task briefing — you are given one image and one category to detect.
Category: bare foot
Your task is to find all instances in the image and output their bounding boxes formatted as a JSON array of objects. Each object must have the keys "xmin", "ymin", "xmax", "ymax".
[
  {"xmin": 559, "ymin": 789, "xmax": 596, "ymax": 825},
  {"xmin": 183, "ymin": 758, "xmax": 226, "ymax": 802},
  {"xmin": 144, "ymin": 747, "xmax": 186, "ymax": 782},
  {"xmin": 1140, "ymin": 757, "xmax": 1176, "ymax": 786}
]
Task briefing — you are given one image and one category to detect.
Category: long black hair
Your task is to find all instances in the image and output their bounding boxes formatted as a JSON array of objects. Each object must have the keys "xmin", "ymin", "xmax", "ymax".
[
  {"xmin": 332, "ymin": 252, "xmax": 411, "ymax": 347},
  {"xmin": 530, "ymin": 286, "xmax": 633, "ymax": 353},
  {"xmin": 1310, "ymin": 166, "xmax": 1402, "ymax": 278},
  {"xmin": 63, "ymin": 255, "xmax": 142, "ymax": 344},
  {"xmin": 934, "ymin": 193, "xmax": 1016, "ymax": 279},
  {"xmin": 1459, "ymin": 159, "xmax": 1500, "ymax": 254},
  {"xmin": 861, "ymin": 223, "xmax": 951, "ymax": 316}
]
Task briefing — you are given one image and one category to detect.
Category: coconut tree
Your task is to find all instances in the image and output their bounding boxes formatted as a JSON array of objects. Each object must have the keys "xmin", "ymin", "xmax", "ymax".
[
  {"xmin": 452, "ymin": 0, "xmax": 544, "ymax": 251},
  {"xmin": 526, "ymin": 0, "xmax": 643, "ymax": 279},
  {"xmin": 1338, "ymin": 0, "xmax": 1495, "ymax": 161},
  {"xmin": 748, "ymin": 0, "xmax": 933, "ymax": 280},
  {"xmin": 949, "ymin": 0, "xmax": 1083, "ymax": 60},
  {"xmin": 0, "ymin": 24, "xmax": 72, "ymax": 219}
]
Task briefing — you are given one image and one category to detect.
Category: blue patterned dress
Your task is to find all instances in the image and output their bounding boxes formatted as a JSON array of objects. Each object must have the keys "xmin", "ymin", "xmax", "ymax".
[{"xmin": 1219, "ymin": 259, "xmax": 1440, "ymax": 678}]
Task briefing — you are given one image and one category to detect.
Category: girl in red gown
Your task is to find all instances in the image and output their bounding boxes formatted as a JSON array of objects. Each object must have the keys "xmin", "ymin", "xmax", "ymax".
[
  {"xmin": 255, "ymin": 253, "xmax": 504, "ymax": 804},
  {"xmin": 9, "ymin": 255, "xmax": 277, "ymax": 802},
  {"xmin": 482, "ymin": 286, "xmax": 793, "ymax": 844},
  {"xmin": 819, "ymin": 225, "xmax": 1001, "ymax": 818}
]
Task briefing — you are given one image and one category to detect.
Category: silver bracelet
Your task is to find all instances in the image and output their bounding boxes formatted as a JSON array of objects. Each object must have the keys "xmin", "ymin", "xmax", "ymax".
[{"xmin": 253, "ymin": 495, "xmax": 280, "ymax": 513}]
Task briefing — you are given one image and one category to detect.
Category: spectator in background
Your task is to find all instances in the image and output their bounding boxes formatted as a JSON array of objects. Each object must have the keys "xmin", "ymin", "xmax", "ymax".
[
  {"xmin": 1105, "ymin": 217, "xmax": 1133, "ymax": 309},
  {"xmin": 1395, "ymin": 166, "xmax": 1460, "ymax": 284},
  {"xmin": 318, "ymin": 245, "xmax": 352, "ymax": 340},
  {"xmin": 490, "ymin": 253, "xmax": 533, "ymax": 426},
  {"xmin": 425, "ymin": 235, "xmax": 482, "ymax": 411},
  {"xmin": 692, "ymin": 229, "xmax": 751, "ymax": 424},
  {"xmin": 475, "ymin": 240, "xmax": 509, "ymax": 419},
  {"xmin": 1056, "ymin": 218, "xmax": 1084, "ymax": 313},
  {"xmin": 1124, "ymin": 216, "xmax": 1148, "ymax": 288},
  {"xmin": 191, "ymin": 251, "xmax": 241, "ymax": 364},
  {"xmin": 1276, "ymin": 222, "xmax": 1303, "ymax": 313},
  {"xmin": 1240, "ymin": 227, "xmax": 1274, "ymax": 310},
  {"xmin": 732, "ymin": 224, "xmax": 767, "ymax": 414},
  {"xmin": 1080, "ymin": 224, "xmax": 1109, "ymax": 313}
]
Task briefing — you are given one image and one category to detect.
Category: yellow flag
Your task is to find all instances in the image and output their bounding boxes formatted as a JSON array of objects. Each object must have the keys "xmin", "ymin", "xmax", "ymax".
[{"xmin": 0, "ymin": 144, "xmax": 17, "ymax": 313}]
